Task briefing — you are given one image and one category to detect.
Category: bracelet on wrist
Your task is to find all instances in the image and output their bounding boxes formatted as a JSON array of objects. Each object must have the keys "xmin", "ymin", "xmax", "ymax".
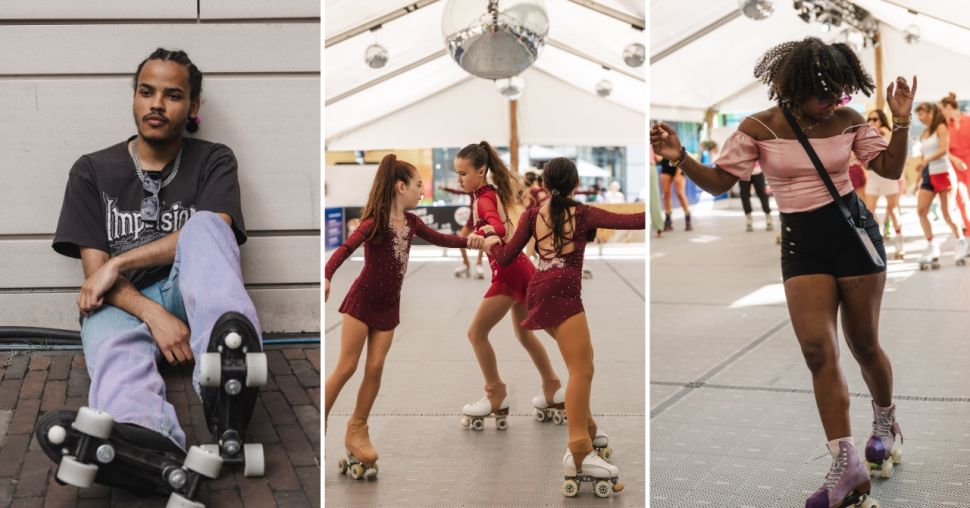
[
  {"xmin": 673, "ymin": 147, "xmax": 688, "ymax": 168},
  {"xmin": 892, "ymin": 115, "xmax": 911, "ymax": 124},
  {"xmin": 892, "ymin": 124, "xmax": 910, "ymax": 131}
]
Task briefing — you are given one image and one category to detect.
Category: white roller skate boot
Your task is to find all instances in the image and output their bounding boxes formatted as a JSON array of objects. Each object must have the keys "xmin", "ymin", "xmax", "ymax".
[
  {"xmin": 532, "ymin": 387, "xmax": 566, "ymax": 425},
  {"xmin": 560, "ymin": 449, "xmax": 623, "ymax": 498},
  {"xmin": 955, "ymin": 238, "xmax": 968, "ymax": 266},
  {"xmin": 893, "ymin": 233, "xmax": 905, "ymax": 260},
  {"xmin": 453, "ymin": 264, "xmax": 470, "ymax": 278},
  {"xmin": 765, "ymin": 213, "xmax": 774, "ymax": 231},
  {"xmin": 918, "ymin": 242, "xmax": 941, "ymax": 270},
  {"xmin": 592, "ymin": 428, "xmax": 613, "ymax": 462},
  {"xmin": 461, "ymin": 395, "xmax": 509, "ymax": 431},
  {"xmin": 474, "ymin": 264, "xmax": 485, "ymax": 279},
  {"xmin": 745, "ymin": 214, "xmax": 753, "ymax": 232}
]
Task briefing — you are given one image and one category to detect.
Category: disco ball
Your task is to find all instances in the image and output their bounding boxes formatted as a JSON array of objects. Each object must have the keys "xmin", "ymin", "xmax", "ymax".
[
  {"xmin": 442, "ymin": 0, "xmax": 549, "ymax": 80},
  {"xmin": 623, "ymin": 42, "xmax": 645, "ymax": 68},
  {"xmin": 595, "ymin": 79, "xmax": 613, "ymax": 98},
  {"xmin": 365, "ymin": 43, "xmax": 389, "ymax": 68},
  {"xmin": 904, "ymin": 24, "xmax": 920, "ymax": 44},
  {"xmin": 495, "ymin": 76, "xmax": 525, "ymax": 100},
  {"xmin": 738, "ymin": 0, "xmax": 774, "ymax": 20}
]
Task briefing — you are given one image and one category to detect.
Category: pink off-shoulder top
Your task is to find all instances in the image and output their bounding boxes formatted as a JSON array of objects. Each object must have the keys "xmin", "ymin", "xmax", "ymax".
[{"xmin": 715, "ymin": 117, "xmax": 889, "ymax": 213}]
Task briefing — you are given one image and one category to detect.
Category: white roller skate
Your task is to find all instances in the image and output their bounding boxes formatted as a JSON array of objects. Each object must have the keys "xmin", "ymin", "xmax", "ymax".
[
  {"xmin": 592, "ymin": 429, "xmax": 613, "ymax": 463},
  {"xmin": 560, "ymin": 449, "xmax": 623, "ymax": 498},
  {"xmin": 460, "ymin": 395, "xmax": 509, "ymax": 431},
  {"xmin": 532, "ymin": 388, "xmax": 566, "ymax": 425},
  {"xmin": 765, "ymin": 213, "xmax": 774, "ymax": 231},
  {"xmin": 745, "ymin": 214, "xmax": 753, "ymax": 232},
  {"xmin": 893, "ymin": 233, "xmax": 905, "ymax": 260},
  {"xmin": 955, "ymin": 238, "xmax": 968, "ymax": 266},
  {"xmin": 918, "ymin": 242, "xmax": 941, "ymax": 270},
  {"xmin": 454, "ymin": 264, "xmax": 471, "ymax": 278},
  {"xmin": 474, "ymin": 264, "xmax": 485, "ymax": 279}
]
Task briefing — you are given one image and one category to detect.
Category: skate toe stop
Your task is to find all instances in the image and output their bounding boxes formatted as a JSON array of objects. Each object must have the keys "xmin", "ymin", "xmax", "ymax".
[{"xmin": 612, "ymin": 481, "xmax": 624, "ymax": 492}]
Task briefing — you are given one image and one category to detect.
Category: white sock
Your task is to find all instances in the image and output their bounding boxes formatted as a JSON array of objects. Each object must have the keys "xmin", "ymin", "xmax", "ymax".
[{"xmin": 827, "ymin": 437, "xmax": 853, "ymax": 458}]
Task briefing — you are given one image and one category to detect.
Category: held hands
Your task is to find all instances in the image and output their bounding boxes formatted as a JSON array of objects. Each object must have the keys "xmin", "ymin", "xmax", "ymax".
[
  {"xmin": 650, "ymin": 123, "xmax": 683, "ymax": 162},
  {"xmin": 482, "ymin": 235, "xmax": 502, "ymax": 252},
  {"xmin": 77, "ymin": 258, "xmax": 122, "ymax": 316},
  {"xmin": 466, "ymin": 233, "xmax": 486, "ymax": 249},
  {"xmin": 886, "ymin": 75, "xmax": 917, "ymax": 118},
  {"xmin": 145, "ymin": 307, "xmax": 192, "ymax": 365}
]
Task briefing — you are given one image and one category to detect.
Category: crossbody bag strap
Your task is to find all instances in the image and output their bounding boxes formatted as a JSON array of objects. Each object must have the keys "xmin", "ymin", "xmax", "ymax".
[{"xmin": 781, "ymin": 108, "xmax": 859, "ymax": 227}]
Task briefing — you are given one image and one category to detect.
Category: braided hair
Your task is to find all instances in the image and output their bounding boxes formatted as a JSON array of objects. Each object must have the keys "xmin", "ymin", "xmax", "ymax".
[
  {"xmin": 134, "ymin": 48, "xmax": 204, "ymax": 132},
  {"xmin": 754, "ymin": 37, "xmax": 875, "ymax": 110}
]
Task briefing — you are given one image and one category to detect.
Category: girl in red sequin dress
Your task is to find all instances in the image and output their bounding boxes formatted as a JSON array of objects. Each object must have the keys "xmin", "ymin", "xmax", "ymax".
[
  {"xmin": 484, "ymin": 158, "xmax": 644, "ymax": 493},
  {"xmin": 454, "ymin": 142, "xmax": 564, "ymax": 428},
  {"xmin": 324, "ymin": 154, "xmax": 483, "ymax": 478}
]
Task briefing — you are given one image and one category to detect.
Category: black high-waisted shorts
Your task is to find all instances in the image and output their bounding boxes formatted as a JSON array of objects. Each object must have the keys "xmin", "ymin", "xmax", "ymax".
[{"xmin": 779, "ymin": 192, "xmax": 887, "ymax": 281}]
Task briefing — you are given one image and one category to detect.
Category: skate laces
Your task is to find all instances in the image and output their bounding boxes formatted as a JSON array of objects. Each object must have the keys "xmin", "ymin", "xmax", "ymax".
[
  {"xmin": 823, "ymin": 451, "xmax": 847, "ymax": 491},
  {"xmin": 873, "ymin": 411, "xmax": 894, "ymax": 441}
]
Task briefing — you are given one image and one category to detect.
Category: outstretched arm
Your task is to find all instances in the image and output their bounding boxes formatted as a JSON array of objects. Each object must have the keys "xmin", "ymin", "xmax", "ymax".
[
  {"xmin": 412, "ymin": 217, "xmax": 469, "ymax": 249},
  {"xmin": 325, "ymin": 218, "xmax": 374, "ymax": 283},
  {"xmin": 487, "ymin": 210, "xmax": 534, "ymax": 266},
  {"xmin": 650, "ymin": 123, "xmax": 739, "ymax": 195},
  {"xmin": 585, "ymin": 206, "xmax": 646, "ymax": 230}
]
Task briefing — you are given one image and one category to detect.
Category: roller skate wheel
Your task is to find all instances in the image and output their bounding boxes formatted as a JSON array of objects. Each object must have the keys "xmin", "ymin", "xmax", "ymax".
[
  {"xmin": 199, "ymin": 353, "xmax": 222, "ymax": 387},
  {"xmin": 349, "ymin": 463, "xmax": 364, "ymax": 480},
  {"xmin": 552, "ymin": 412, "xmax": 564, "ymax": 425},
  {"xmin": 460, "ymin": 417, "xmax": 471, "ymax": 428},
  {"xmin": 594, "ymin": 480, "xmax": 612, "ymax": 498},
  {"xmin": 364, "ymin": 464, "xmax": 379, "ymax": 480},
  {"xmin": 533, "ymin": 408, "xmax": 547, "ymax": 422},
  {"xmin": 73, "ymin": 407, "xmax": 114, "ymax": 439},
  {"xmin": 471, "ymin": 418, "xmax": 485, "ymax": 431},
  {"xmin": 860, "ymin": 497, "xmax": 880, "ymax": 508},
  {"xmin": 598, "ymin": 447, "xmax": 614, "ymax": 462},
  {"xmin": 891, "ymin": 447, "xmax": 903, "ymax": 464},
  {"xmin": 224, "ymin": 332, "xmax": 243, "ymax": 349},
  {"xmin": 185, "ymin": 445, "xmax": 223, "ymax": 479},
  {"xmin": 245, "ymin": 352, "xmax": 269, "ymax": 387},
  {"xmin": 243, "ymin": 443, "xmax": 265, "ymax": 477},
  {"xmin": 612, "ymin": 481, "xmax": 624, "ymax": 492},
  {"xmin": 880, "ymin": 460, "xmax": 893, "ymax": 478},
  {"xmin": 166, "ymin": 492, "xmax": 204, "ymax": 508},
  {"xmin": 56, "ymin": 455, "xmax": 97, "ymax": 488},
  {"xmin": 337, "ymin": 458, "xmax": 348, "ymax": 474},
  {"xmin": 47, "ymin": 425, "xmax": 67, "ymax": 445},
  {"xmin": 496, "ymin": 418, "xmax": 508, "ymax": 430},
  {"xmin": 560, "ymin": 479, "xmax": 579, "ymax": 497}
]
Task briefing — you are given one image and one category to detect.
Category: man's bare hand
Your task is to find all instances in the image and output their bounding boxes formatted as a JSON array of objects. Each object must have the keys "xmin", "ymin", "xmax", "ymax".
[
  {"xmin": 77, "ymin": 259, "xmax": 122, "ymax": 315},
  {"xmin": 145, "ymin": 308, "xmax": 192, "ymax": 365}
]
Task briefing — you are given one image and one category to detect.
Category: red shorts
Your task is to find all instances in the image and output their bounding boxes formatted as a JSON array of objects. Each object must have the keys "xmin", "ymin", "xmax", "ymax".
[{"xmin": 931, "ymin": 172, "xmax": 952, "ymax": 192}]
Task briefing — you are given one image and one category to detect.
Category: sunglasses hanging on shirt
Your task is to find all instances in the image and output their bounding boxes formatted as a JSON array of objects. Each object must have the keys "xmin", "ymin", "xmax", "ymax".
[{"xmin": 141, "ymin": 172, "xmax": 162, "ymax": 222}]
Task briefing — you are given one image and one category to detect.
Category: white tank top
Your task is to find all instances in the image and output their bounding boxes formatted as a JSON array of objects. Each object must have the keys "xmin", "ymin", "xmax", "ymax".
[{"xmin": 921, "ymin": 132, "xmax": 951, "ymax": 174}]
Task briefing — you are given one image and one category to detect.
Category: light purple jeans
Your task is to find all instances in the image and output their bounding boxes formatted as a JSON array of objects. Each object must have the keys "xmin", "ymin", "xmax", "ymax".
[{"xmin": 80, "ymin": 211, "xmax": 263, "ymax": 450}]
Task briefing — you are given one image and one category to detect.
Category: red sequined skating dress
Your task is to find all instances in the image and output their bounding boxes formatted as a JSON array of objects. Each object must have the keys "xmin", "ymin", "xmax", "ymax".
[
  {"xmin": 471, "ymin": 185, "xmax": 535, "ymax": 304},
  {"xmin": 325, "ymin": 212, "xmax": 468, "ymax": 330},
  {"xmin": 489, "ymin": 205, "xmax": 644, "ymax": 329}
]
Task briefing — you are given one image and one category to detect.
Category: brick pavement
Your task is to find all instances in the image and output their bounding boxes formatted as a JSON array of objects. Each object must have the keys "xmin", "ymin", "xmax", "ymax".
[{"xmin": 0, "ymin": 346, "xmax": 320, "ymax": 508}]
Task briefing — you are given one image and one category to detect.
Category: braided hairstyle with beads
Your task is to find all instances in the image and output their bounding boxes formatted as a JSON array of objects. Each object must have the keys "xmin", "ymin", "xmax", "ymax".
[{"xmin": 754, "ymin": 37, "xmax": 875, "ymax": 110}]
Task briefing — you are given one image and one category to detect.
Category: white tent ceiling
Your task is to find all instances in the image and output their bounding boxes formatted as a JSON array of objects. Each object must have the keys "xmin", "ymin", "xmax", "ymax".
[
  {"xmin": 651, "ymin": 0, "xmax": 970, "ymax": 122},
  {"xmin": 325, "ymin": 0, "xmax": 646, "ymax": 150}
]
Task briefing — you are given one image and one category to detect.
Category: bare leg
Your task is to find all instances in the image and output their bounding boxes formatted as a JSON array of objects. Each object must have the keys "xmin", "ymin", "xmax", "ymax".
[
  {"xmin": 467, "ymin": 295, "xmax": 516, "ymax": 407},
  {"xmin": 324, "ymin": 315, "xmax": 369, "ymax": 425},
  {"xmin": 917, "ymin": 189, "xmax": 935, "ymax": 240},
  {"xmin": 551, "ymin": 312, "xmax": 595, "ymax": 470},
  {"xmin": 885, "ymin": 194, "xmax": 901, "ymax": 232},
  {"xmin": 837, "ymin": 273, "xmax": 892, "ymax": 406},
  {"xmin": 660, "ymin": 173, "xmax": 673, "ymax": 213},
  {"xmin": 350, "ymin": 328, "xmax": 396, "ymax": 421},
  {"xmin": 510, "ymin": 302, "xmax": 561, "ymax": 402},
  {"xmin": 674, "ymin": 172, "xmax": 690, "ymax": 216},
  {"xmin": 784, "ymin": 275, "xmax": 850, "ymax": 441},
  {"xmin": 939, "ymin": 190, "xmax": 964, "ymax": 239}
]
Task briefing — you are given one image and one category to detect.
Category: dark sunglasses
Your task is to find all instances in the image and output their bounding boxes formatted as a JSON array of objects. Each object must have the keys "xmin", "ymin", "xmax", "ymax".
[
  {"xmin": 141, "ymin": 173, "xmax": 161, "ymax": 222},
  {"xmin": 867, "ymin": 117, "xmax": 881, "ymax": 123}
]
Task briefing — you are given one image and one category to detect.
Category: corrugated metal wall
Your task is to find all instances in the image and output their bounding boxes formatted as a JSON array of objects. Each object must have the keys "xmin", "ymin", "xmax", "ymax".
[{"xmin": 0, "ymin": 2, "xmax": 320, "ymax": 334}]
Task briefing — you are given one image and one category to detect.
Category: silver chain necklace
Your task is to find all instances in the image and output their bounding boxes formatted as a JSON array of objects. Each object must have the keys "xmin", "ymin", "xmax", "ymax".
[{"xmin": 128, "ymin": 139, "xmax": 183, "ymax": 188}]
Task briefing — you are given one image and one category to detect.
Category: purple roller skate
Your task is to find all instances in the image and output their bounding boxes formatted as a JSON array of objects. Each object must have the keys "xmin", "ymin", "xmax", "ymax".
[
  {"xmin": 805, "ymin": 441, "xmax": 879, "ymax": 508},
  {"xmin": 865, "ymin": 402, "xmax": 903, "ymax": 478}
]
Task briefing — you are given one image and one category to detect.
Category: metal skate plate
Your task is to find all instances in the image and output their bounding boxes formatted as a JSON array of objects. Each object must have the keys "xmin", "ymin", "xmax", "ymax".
[
  {"xmin": 651, "ymin": 207, "xmax": 970, "ymax": 506},
  {"xmin": 326, "ymin": 254, "xmax": 645, "ymax": 506}
]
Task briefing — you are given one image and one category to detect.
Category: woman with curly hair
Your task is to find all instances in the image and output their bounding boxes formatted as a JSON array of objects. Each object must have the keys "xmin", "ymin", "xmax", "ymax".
[{"xmin": 652, "ymin": 37, "xmax": 914, "ymax": 507}]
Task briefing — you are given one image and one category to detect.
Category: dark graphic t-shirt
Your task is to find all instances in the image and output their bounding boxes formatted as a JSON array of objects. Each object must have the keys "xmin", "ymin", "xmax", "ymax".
[{"xmin": 53, "ymin": 136, "xmax": 247, "ymax": 289}]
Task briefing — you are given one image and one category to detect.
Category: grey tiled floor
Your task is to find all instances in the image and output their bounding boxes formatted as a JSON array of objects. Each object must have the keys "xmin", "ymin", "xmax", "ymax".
[
  {"xmin": 652, "ymin": 198, "xmax": 970, "ymax": 507},
  {"xmin": 326, "ymin": 246, "xmax": 646, "ymax": 507}
]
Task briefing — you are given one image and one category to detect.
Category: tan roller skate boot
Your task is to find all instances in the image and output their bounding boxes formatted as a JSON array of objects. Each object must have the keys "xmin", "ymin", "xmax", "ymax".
[{"xmin": 339, "ymin": 418, "xmax": 378, "ymax": 480}]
